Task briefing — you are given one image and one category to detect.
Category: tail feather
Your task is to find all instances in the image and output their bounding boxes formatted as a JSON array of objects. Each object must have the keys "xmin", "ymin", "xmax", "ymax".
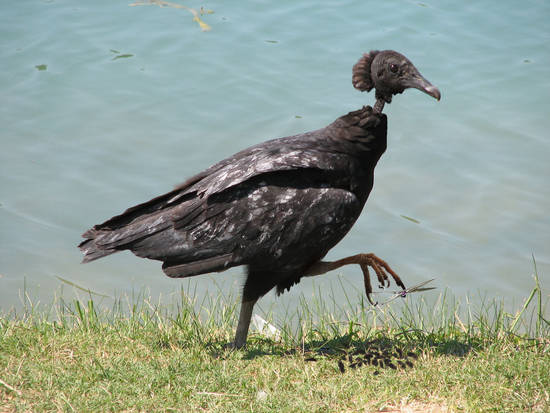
[
  {"xmin": 78, "ymin": 238, "xmax": 117, "ymax": 263},
  {"xmin": 79, "ymin": 202, "xmax": 185, "ymax": 263},
  {"xmin": 78, "ymin": 179, "xmax": 240, "ymax": 275}
]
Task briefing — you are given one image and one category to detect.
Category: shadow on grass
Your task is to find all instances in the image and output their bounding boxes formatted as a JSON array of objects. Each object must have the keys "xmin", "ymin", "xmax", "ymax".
[{"xmin": 206, "ymin": 328, "xmax": 477, "ymax": 362}]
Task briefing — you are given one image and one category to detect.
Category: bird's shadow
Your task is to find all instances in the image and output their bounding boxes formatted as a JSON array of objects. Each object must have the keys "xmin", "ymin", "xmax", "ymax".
[{"xmin": 207, "ymin": 330, "xmax": 475, "ymax": 361}]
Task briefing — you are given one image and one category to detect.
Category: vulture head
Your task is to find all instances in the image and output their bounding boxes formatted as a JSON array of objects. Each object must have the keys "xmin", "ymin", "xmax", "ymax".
[{"xmin": 352, "ymin": 50, "xmax": 441, "ymax": 113}]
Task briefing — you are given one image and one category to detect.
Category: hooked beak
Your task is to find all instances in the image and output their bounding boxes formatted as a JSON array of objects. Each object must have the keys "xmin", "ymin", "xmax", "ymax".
[{"xmin": 405, "ymin": 73, "xmax": 441, "ymax": 101}]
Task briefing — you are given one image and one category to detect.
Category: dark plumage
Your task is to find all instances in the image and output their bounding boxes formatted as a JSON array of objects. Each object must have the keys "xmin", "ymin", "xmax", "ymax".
[{"xmin": 79, "ymin": 50, "xmax": 440, "ymax": 348}]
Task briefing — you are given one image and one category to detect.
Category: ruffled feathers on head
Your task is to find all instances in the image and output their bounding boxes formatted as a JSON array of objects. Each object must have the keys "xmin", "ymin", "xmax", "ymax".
[{"xmin": 352, "ymin": 50, "xmax": 379, "ymax": 92}]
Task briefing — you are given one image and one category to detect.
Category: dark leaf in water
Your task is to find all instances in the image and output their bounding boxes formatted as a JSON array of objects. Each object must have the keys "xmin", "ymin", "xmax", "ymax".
[
  {"xmin": 110, "ymin": 49, "xmax": 120, "ymax": 54},
  {"xmin": 112, "ymin": 54, "xmax": 134, "ymax": 61},
  {"xmin": 295, "ymin": 115, "xmax": 302, "ymax": 119},
  {"xmin": 400, "ymin": 214, "xmax": 420, "ymax": 224},
  {"xmin": 265, "ymin": 40, "xmax": 278, "ymax": 43},
  {"xmin": 35, "ymin": 64, "xmax": 47, "ymax": 71}
]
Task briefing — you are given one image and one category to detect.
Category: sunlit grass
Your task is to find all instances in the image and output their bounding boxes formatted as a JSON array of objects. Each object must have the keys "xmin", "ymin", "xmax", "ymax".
[{"xmin": 1, "ymin": 260, "xmax": 548, "ymax": 412}]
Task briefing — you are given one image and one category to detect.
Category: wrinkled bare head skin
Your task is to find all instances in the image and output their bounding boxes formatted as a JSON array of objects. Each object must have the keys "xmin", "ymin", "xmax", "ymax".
[{"xmin": 352, "ymin": 50, "xmax": 441, "ymax": 113}]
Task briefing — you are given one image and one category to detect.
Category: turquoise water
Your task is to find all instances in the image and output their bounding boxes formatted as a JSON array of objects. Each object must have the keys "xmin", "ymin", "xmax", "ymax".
[{"xmin": 1, "ymin": 0, "xmax": 549, "ymax": 315}]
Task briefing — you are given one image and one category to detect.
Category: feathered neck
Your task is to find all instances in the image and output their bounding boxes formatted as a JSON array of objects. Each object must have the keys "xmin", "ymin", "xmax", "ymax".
[{"xmin": 326, "ymin": 106, "xmax": 387, "ymax": 157}]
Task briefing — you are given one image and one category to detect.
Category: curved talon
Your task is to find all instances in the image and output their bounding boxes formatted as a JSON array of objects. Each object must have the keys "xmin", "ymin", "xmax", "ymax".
[
  {"xmin": 369, "ymin": 253, "xmax": 405, "ymax": 291},
  {"xmin": 360, "ymin": 253, "xmax": 405, "ymax": 303},
  {"xmin": 304, "ymin": 252, "xmax": 405, "ymax": 306},
  {"xmin": 360, "ymin": 263, "xmax": 376, "ymax": 305}
]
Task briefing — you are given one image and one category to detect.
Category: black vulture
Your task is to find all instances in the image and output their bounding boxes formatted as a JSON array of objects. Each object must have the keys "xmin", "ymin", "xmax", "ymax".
[{"xmin": 79, "ymin": 50, "xmax": 440, "ymax": 348}]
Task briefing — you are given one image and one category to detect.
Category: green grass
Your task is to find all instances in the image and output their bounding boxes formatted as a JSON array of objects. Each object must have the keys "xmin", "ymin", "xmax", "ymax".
[{"xmin": 1, "ymin": 264, "xmax": 549, "ymax": 412}]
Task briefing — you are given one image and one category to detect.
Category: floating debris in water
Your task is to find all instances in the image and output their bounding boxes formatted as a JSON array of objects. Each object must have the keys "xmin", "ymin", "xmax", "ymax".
[
  {"xmin": 110, "ymin": 49, "xmax": 134, "ymax": 60},
  {"xmin": 199, "ymin": 6, "xmax": 214, "ymax": 15},
  {"xmin": 35, "ymin": 64, "xmax": 47, "ymax": 71},
  {"xmin": 130, "ymin": 0, "xmax": 213, "ymax": 31},
  {"xmin": 400, "ymin": 214, "xmax": 420, "ymax": 224},
  {"xmin": 265, "ymin": 40, "xmax": 278, "ymax": 44},
  {"xmin": 112, "ymin": 54, "xmax": 134, "ymax": 61}
]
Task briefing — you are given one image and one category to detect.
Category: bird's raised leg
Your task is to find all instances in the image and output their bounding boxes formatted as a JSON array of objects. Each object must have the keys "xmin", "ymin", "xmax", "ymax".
[
  {"xmin": 232, "ymin": 296, "xmax": 258, "ymax": 349},
  {"xmin": 304, "ymin": 253, "xmax": 405, "ymax": 305}
]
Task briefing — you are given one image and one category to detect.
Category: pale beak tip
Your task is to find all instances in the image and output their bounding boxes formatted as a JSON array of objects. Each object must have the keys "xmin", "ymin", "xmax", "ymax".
[{"xmin": 425, "ymin": 85, "xmax": 441, "ymax": 101}]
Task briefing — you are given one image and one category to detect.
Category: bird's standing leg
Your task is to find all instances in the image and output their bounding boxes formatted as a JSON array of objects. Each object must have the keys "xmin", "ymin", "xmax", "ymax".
[
  {"xmin": 233, "ymin": 296, "xmax": 258, "ymax": 349},
  {"xmin": 304, "ymin": 253, "xmax": 405, "ymax": 305}
]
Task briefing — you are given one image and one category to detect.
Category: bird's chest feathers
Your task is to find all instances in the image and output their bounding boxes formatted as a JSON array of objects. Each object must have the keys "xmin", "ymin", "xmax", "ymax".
[{"xmin": 347, "ymin": 155, "xmax": 378, "ymax": 203}]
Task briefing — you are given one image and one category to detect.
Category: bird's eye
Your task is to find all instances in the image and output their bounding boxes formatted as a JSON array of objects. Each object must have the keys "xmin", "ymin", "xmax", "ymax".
[{"xmin": 389, "ymin": 63, "xmax": 398, "ymax": 73}]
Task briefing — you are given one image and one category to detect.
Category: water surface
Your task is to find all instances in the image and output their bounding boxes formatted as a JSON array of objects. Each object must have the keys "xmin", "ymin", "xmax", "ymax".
[{"xmin": 1, "ymin": 0, "xmax": 549, "ymax": 317}]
